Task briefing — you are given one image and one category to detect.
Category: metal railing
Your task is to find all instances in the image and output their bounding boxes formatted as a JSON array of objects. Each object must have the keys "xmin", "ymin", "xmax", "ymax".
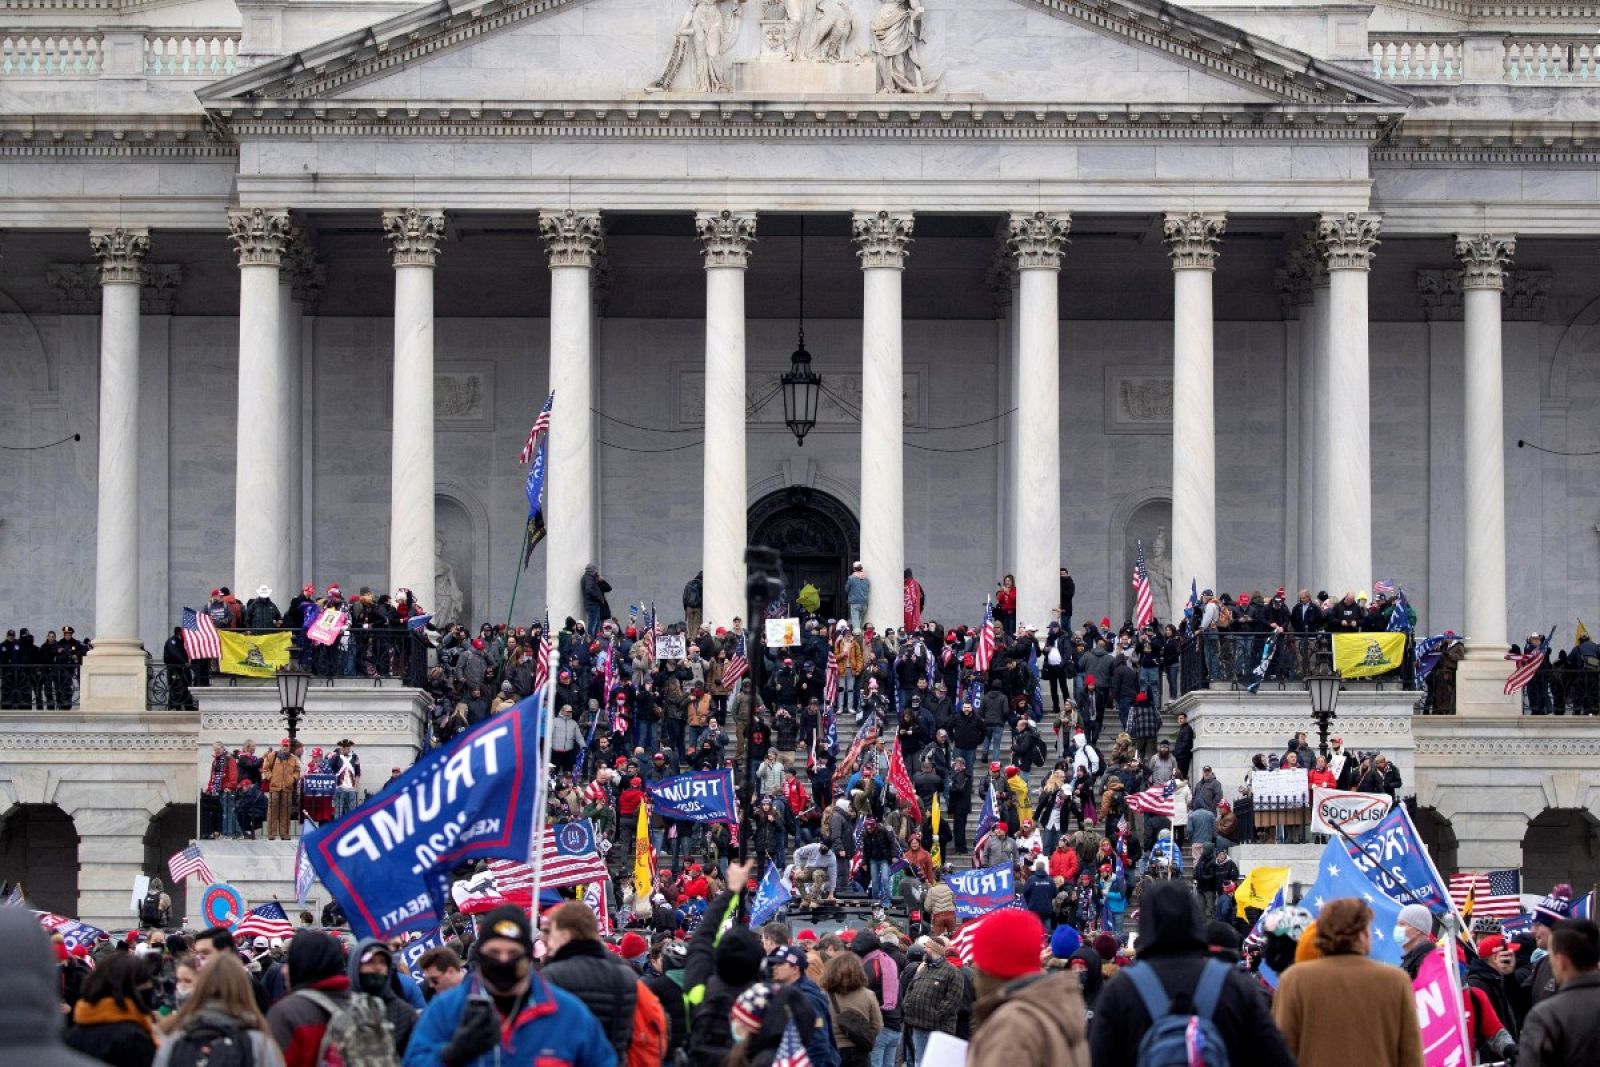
[
  {"xmin": 1173, "ymin": 630, "xmax": 1416, "ymax": 695},
  {"xmin": 0, "ymin": 663, "xmax": 80, "ymax": 709}
]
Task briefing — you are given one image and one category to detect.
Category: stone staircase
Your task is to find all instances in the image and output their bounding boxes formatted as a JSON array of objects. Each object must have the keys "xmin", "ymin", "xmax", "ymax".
[{"xmin": 193, "ymin": 838, "xmax": 329, "ymax": 924}]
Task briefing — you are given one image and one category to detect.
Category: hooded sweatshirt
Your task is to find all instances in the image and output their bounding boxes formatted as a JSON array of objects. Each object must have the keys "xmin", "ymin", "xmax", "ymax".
[
  {"xmin": 0, "ymin": 910, "xmax": 104, "ymax": 1067},
  {"xmin": 347, "ymin": 937, "xmax": 418, "ymax": 1055},
  {"xmin": 266, "ymin": 930, "xmax": 352, "ymax": 1067}
]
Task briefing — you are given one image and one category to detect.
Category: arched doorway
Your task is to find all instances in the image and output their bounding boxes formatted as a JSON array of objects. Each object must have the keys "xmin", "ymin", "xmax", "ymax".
[
  {"xmin": 748, "ymin": 488, "xmax": 860, "ymax": 620},
  {"xmin": 1522, "ymin": 808, "xmax": 1600, "ymax": 892},
  {"xmin": 1411, "ymin": 805, "xmax": 1459, "ymax": 879},
  {"xmin": 144, "ymin": 804, "xmax": 198, "ymax": 924},
  {"xmin": 0, "ymin": 804, "xmax": 80, "ymax": 916}
]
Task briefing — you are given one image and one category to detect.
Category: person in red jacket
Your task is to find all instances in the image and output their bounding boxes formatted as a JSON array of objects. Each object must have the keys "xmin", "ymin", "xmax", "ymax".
[
  {"xmin": 1048, "ymin": 836, "xmax": 1080, "ymax": 883},
  {"xmin": 266, "ymin": 931, "xmax": 351, "ymax": 1067},
  {"xmin": 679, "ymin": 864, "xmax": 710, "ymax": 900},
  {"xmin": 202, "ymin": 741, "xmax": 239, "ymax": 839},
  {"xmin": 783, "ymin": 767, "xmax": 808, "ymax": 816},
  {"xmin": 1306, "ymin": 755, "xmax": 1337, "ymax": 790},
  {"xmin": 619, "ymin": 776, "xmax": 648, "ymax": 818}
]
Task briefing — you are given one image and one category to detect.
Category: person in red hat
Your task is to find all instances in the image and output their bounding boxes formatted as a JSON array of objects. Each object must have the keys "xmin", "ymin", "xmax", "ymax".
[{"xmin": 964, "ymin": 907, "xmax": 1088, "ymax": 1066}]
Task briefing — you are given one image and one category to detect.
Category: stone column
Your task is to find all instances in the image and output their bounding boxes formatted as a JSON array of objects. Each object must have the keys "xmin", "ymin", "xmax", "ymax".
[
  {"xmin": 1282, "ymin": 235, "xmax": 1322, "ymax": 590},
  {"xmin": 227, "ymin": 209, "xmax": 293, "ymax": 604},
  {"xmin": 1007, "ymin": 212, "xmax": 1070, "ymax": 628},
  {"xmin": 82, "ymin": 227, "xmax": 149, "ymax": 709},
  {"xmin": 1315, "ymin": 212, "xmax": 1381, "ymax": 598},
  {"xmin": 381, "ymin": 209, "xmax": 445, "ymax": 605},
  {"xmin": 853, "ymin": 211, "xmax": 914, "ymax": 631},
  {"xmin": 1454, "ymin": 233, "xmax": 1519, "ymax": 715},
  {"xmin": 286, "ymin": 237, "xmax": 323, "ymax": 589},
  {"xmin": 1164, "ymin": 212, "xmax": 1226, "ymax": 619},
  {"xmin": 695, "ymin": 211, "xmax": 757, "ymax": 629},
  {"xmin": 538, "ymin": 210, "xmax": 604, "ymax": 626},
  {"xmin": 1309, "ymin": 270, "xmax": 1333, "ymax": 590}
]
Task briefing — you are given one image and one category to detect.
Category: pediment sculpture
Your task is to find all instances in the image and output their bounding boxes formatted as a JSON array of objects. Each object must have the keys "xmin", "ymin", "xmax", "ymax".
[{"xmin": 648, "ymin": 0, "xmax": 940, "ymax": 94}]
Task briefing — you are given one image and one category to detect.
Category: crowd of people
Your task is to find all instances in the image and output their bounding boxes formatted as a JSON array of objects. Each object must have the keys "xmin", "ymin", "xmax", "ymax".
[{"xmin": 11, "ymin": 872, "xmax": 1599, "ymax": 1067}]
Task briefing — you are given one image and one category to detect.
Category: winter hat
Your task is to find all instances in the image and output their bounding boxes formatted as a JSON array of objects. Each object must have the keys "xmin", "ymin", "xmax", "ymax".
[
  {"xmin": 730, "ymin": 982, "xmax": 774, "ymax": 1034},
  {"xmin": 1397, "ymin": 903, "xmax": 1434, "ymax": 937},
  {"xmin": 1092, "ymin": 932, "xmax": 1120, "ymax": 960},
  {"xmin": 1295, "ymin": 923, "xmax": 1324, "ymax": 964},
  {"xmin": 715, "ymin": 927, "xmax": 766, "ymax": 986},
  {"xmin": 970, "ymin": 908, "xmax": 1044, "ymax": 979},
  {"xmin": 1534, "ymin": 884, "xmax": 1574, "ymax": 926},
  {"xmin": 618, "ymin": 931, "xmax": 649, "ymax": 964},
  {"xmin": 479, "ymin": 905, "xmax": 534, "ymax": 954},
  {"xmin": 1050, "ymin": 924, "xmax": 1083, "ymax": 959}
]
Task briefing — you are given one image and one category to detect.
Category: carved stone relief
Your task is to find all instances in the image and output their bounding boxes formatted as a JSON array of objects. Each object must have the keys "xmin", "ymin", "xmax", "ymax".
[
  {"xmin": 434, "ymin": 363, "xmax": 494, "ymax": 430},
  {"xmin": 1104, "ymin": 366, "xmax": 1173, "ymax": 434}
]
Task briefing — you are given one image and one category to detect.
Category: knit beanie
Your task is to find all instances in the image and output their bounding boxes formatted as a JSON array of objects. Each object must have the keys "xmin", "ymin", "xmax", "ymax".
[
  {"xmin": 716, "ymin": 927, "xmax": 766, "ymax": 986},
  {"xmin": 971, "ymin": 909, "xmax": 1044, "ymax": 979},
  {"xmin": 618, "ymin": 931, "xmax": 650, "ymax": 965},
  {"xmin": 1294, "ymin": 922, "xmax": 1324, "ymax": 964},
  {"xmin": 1092, "ymin": 932, "xmax": 1120, "ymax": 960},
  {"xmin": 1050, "ymin": 924, "xmax": 1082, "ymax": 960},
  {"xmin": 1534, "ymin": 884, "xmax": 1574, "ymax": 926},
  {"xmin": 730, "ymin": 982, "xmax": 773, "ymax": 1034},
  {"xmin": 1397, "ymin": 903, "xmax": 1434, "ymax": 937}
]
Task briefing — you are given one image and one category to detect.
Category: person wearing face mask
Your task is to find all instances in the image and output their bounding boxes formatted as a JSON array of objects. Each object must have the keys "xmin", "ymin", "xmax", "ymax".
[
  {"xmin": 155, "ymin": 954, "xmax": 285, "ymax": 1067},
  {"xmin": 1395, "ymin": 904, "xmax": 1516, "ymax": 1063},
  {"xmin": 403, "ymin": 905, "xmax": 614, "ymax": 1067},
  {"xmin": 65, "ymin": 952, "xmax": 159, "ymax": 1067},
  {"xmin": 349, "ymin": 939, "xmax": 420, "ymax": 1055}
]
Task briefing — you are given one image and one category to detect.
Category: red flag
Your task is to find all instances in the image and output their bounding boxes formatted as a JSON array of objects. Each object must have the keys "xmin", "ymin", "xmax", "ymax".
[
  {"xmin": 887, "ymin": 738, "xmax": 923, "ymax": 823},
  {"xmin": 903, "ymin": 578, "xmax": 923, "ymax": 632}
]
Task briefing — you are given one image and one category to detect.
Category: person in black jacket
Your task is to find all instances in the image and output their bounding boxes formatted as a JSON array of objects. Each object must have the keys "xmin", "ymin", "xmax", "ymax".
[
  {"xmin": 644, "ymin": 937, "xmax": 689, "ymax": 1059},
  {"xmin": 1089, "ymin": 881, "xmax": 1294, "ymax": 1067},
  {"xmin": 684, "ymin": 866, "xmax": 765, "ymax": 1066},
  {"xmin": 540, "ymin": 901, "xmax": 637, "ymax": 1063},
  {"xmin": 64, "ymin": 952, "xmax": 158, "ymax": 1067}
]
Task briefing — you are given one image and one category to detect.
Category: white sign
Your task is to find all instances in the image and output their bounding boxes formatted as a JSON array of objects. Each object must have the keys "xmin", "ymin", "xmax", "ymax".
[
  {"xmin": 130, "ymin": 875, "xmax": 151, "ymax": 914},
  {"xmin": 1310, "ymin": 786, "xmax": 1393, "ymax": 837},
  {"xmin": 1251, "ymin": 768, "xmax": 1309, "ymax": 806},
  {"xmin": 654, "ymin": 634, "xmax": 687, "ymax": 660},
  {"xmin": 765, "ymin": 617, "xmax": 801, "ymax": 648}
]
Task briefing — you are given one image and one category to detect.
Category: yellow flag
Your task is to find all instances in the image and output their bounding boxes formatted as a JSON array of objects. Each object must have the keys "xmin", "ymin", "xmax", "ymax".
[
  {"xmin": 930, "ymin": 793, "xmax": 942, "ymax": 870},
  {"xmin": 1331, "ymin": 632, "xmax": 1408, "ymax": 679},
  {"xmin": 1235, "ymin": 865, "xmax": 1291, "ymax": 920},
  {"xmin": 218, "ymin": 630, "xmax": 293, "ymax": 677},
  {"xmin": 633, "ymin": 803, "xmax": 654, "ymax": 901},
  {"xmin": 1577, "ymin": 619, "xmax": 1590, "ymax": 644}
]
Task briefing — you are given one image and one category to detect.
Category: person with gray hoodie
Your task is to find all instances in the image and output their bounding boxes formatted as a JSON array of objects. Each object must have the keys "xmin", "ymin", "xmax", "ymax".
[{"xmin": 0, "ymin": 908, "xmax": 104, "ymax": 1067}]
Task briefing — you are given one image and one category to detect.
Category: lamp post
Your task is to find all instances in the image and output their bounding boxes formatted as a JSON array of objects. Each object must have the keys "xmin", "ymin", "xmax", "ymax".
[
  {"xmin": 781, "ymin": 216, "xmax": 822, "ymax": 447},
  {"xmin": 1305, "ymin": 674, "xmax": 1341, "ymax": 761},
  {"xmin": 275, "ymin": 665, "xmax": 311, "ymax": 744}
]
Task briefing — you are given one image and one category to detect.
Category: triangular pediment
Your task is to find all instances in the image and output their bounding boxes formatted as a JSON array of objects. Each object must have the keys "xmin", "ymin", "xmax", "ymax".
[{"xmin": 201, "ymin": 0, "xmax": 1407, "ymax": 112}]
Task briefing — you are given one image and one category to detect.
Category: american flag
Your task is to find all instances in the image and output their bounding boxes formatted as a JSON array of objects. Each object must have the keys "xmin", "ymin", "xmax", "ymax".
[
  {"xmin": 947, "ymin": 906, "xmax": 1023, "ymax": 967},
  {"xmin": 534, "ymin": 613, "xmax": 553, "ymax": 693},
  {"xmin": 1132, "ymin": 540, "xmax": 1155, "ymax": 629},
  {"xmin": 1125, "ymin": 779, "xmax": 1178, "ymax": 817},
  {"xmin": 823, "ymin": 645, "xmax": 839, "ymax": 709},
  {"xmin": 640, "ymin": 603, "xmax": 658, "ymax": 657},
  {"xmin": 1505, "ymin": 641, "xmax": 1546, "ymax": 695},
  {"xmin": 167, "ymin": 845, "xmax": 217, "ymax": 885},
  {"xmin": 233, "ymin": 902, "xmax": 295, "ymax": 941},
  {"xmin": 974, "ymin": 599, "xmax": 997, "ymax": 674},
  {"xmin": 722, "ymin": 634, "xmax": 749, "ymax": 692},
  {"xmin": 519, "ymin": 390, "xmax": 555, "ymax": 465},
  {"xmin": 180, "ymin": 607, "xmax": 221, "ymax": 661},
  {"xmin": 488, "ymin": 822, "xmax": 609, "ymax": 891},
  {"xmin": 2, "ymin": 883, "xmax": 24, "ymax": 907},
  {"xmin": 1448, "ymin": 870, "xmax": 1524, "ymax": 919},
  {"xmin": 774, "ymin": 1015, "xmax": 812, "ymax": 1067},
  {"xmin": 1372, "ymin": 578, "xmax": 1396, "ymax": 597}
]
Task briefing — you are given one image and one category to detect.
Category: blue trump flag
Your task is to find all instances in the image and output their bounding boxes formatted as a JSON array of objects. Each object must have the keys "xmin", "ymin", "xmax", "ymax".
[
  {"xmin": 1339, "ymin": 804, "xmax": 1456, "ymax": 917},
  {"xmin": 947, "ymin": 861, "xmax": 1016, "ymax": 920},
  {"xmin": 750, "ymin": 862, "xmax": 793, "ymax": 926},
  {"xmin": 1303, "ymin": 835, "xmax": 1406, "ymax": 966},
  {"xmin": 523, "ymin": 436, "xmax": 548, "ymax": 567},
  {"xmin": 645, "ymin": 770, "xmax": 738, "ymax": 824},
  {"xmin": 303, "ymin": 694, "xmax": 545, "ymax": 940}
]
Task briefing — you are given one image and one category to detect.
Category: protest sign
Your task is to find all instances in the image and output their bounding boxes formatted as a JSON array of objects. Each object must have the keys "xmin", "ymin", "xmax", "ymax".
[
  {"xmin": 200, "ymin": 883, "xmax": 245, "ymax": 927},
  {"xmin": 303, "ymin": 695, "xmax": 543, "ymax": 940},
  {"xmin": 1413, "ymin": 941, "xmax": 1473, "ymax": 1067},
  {"xmin": 398, "ymin": 930, "xmax": 445, "ymax": 983},
  {"xmin": 1251, "ymin": 768, "xmax": 1309, "ymax": 806},
  {"xmin": 307, "ymin": 607, "xmax": 349, "ymax": 647},
  {"xmin": 765, "ymin": 618, "xmax": 800, "ymax": 648},
  {"xmin": 654, "ymin": 634, "xmax": 687, "ymax": 661},
  {"xmin": 302, "ymin": 773, "xmax": 337, "ymax": 798},
  {"xmin": 645, "ymin": 770, "xmax": 738, "ymax": 823},
  {"xmin": 1311, "ymin": 787, "xmax": 1393, "ymax": 837},
  {"xmin": 948, "ymin": 861, "xmax": 1015, "ymax": 920}
]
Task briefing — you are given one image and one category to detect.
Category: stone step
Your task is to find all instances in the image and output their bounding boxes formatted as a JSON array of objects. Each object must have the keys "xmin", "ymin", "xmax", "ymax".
[{"xmin": 192, "ymin": 837, "xmax": 328, "ymax": 923}]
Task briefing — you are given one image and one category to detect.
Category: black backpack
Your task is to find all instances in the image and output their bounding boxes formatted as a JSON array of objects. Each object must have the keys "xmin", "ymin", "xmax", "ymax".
[
  {"xmin": 139, "ymin": 891, "xmax": 163, "ymax": 927},
  {"xmin": 166, "ymin": 1016, "xmax": 255, "ymax": 1067}
]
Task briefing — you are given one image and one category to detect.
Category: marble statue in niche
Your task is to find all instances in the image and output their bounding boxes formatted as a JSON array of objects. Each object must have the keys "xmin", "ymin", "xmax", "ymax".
[
  {"xmin": 1148, "ymin": 525, "xmax": 1172, "ymax": 617},
  {"xmin": 871, "ymin": 0, "xmax": 939, "ymax": 93},
  {"xmin": 434, "ymin": 535, "xmax": 463, "ymax": 627},
  {"xmin": 650, "ymin": 0, "xmax": 747, "ymax": 92}
]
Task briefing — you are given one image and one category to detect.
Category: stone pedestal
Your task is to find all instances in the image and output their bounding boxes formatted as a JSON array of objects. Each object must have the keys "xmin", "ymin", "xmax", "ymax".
[
  {"xmin": 1453, "ymin": 652, "xmax": 1522, "ymax": 717},
  {"xmin": 201, "ymin": 838, "xmax": 328, "ymax": 918},
  {"xmin": 79, "ymin": 648, "xmax": 149, "ymax": 712},
  {"xmin": 734, "ymin": 58, "xmax": 876, "ymax": 94}
]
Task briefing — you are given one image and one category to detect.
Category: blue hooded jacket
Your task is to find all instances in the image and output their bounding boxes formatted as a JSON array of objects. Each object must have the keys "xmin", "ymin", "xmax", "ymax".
[{"xmin": 403, "ymin": 970, "xmax": 616, "ymax": 1067}]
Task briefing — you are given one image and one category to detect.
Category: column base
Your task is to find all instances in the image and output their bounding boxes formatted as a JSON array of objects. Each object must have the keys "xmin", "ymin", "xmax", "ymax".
[
  {"xmin": 1454, "ymin": 646, "xmax": 1522, "ymax": 717},
  {"xmin": 80, "ymin": 643, "xmax": 148, "ymax": 712}
]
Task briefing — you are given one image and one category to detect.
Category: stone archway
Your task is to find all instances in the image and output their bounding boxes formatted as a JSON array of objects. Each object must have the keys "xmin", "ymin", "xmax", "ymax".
[
  {"xmin": 0, "ymin": 803, "xmax": 79, "ymax": 916},
  {"xmin": 748, "ymin": 487, "xmax": 860, "ymax": 620},
  {"xmin": 1522, "ymin": 808, "xmax": 1600, "ymax": 892},
  {"xmin": 143, "ymin": 804, "xmax": 198, "ymax": 924},
  {"xmin": 1108, "ymin": 491, "xmax": 1173, "ymax": 626},
  {"xmin": 1412, "ymin": 805, "xmax": 1460, "ymax": 879}
]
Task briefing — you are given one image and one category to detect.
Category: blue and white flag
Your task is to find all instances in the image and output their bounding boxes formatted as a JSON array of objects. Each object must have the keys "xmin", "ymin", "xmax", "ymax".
[
  {"xmin": 397, "ymin": 929, "xmax": 446, "ymax": 983},
  {"xmin": 303, "ymin": 692, "xmax": 546, "ymax": 940},
  {"xmin": 947, "ymin": 861, "xmax": 1016, "ymax": 920},
  {"xmin": 1499, "ymin": 914, "xmax": 1533, "ymax": 937},
  {"xmin": 1388, "ymin": 590, "xmax": 1414, "ymax": 634},
  {"xmin": 1340, "ymin": 804, "xmax": 1456, "ymax": 917},
  {"xmin": 406, "ymin": 613, "xmax": 433, "ymax": 633},
  {"xmin": 749, "ymin": 861, "xmax": 793, "ymax": 926},
  {"xmin": 1303, "ymin": 835, "xmax": 1405, "ymax": 966},
  {"xmin": 295, "ymin": 818, "xmax": 317, "ymax": 905},
  {"xmin": 975, "ymin": 783, "xmax": 998, "ymax": 843},
  {"xmin": 1574, "ymin": 891, "xmax": 1595, "ymax": 920},
  {"xmin": 523, "ymin": 436, "xmax": 548, "ymax": 567},
  {"xmin": 645, "ymin": 770, "xmax": 738, "ymax": 824}
]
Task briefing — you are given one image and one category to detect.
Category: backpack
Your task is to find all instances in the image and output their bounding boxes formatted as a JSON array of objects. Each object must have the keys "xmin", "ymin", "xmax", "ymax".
[
  {"xmin": 1125, "ymin": 959, "xmax": 1232, "ymax": 1067},
  {"xmin": 295, "ymin": 989, "xmax": 398, "ymax": 1067},
  {"xmin": 1215, "ymin": 606, "xmax": 1234, "ymax": 629},
  {"xmin": 167, "ymin": 1017, "xmax": 255, "ymax": 1067},
  {"xmin": 167, "ymin": 1017, "xmax": 254, "ymax": 1067},
  {"xmin": 139, "ymin": 891, "xmax": 164, "ymax": 927}
]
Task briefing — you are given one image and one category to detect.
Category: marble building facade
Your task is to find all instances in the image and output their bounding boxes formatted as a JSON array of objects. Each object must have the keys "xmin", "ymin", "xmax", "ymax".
[{"xmin": 3, "ymin": 0, "xmax": 1600, "ymax": 923}]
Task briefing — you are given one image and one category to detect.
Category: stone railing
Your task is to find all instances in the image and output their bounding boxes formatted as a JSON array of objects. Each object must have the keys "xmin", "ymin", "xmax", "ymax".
[
  {"xmin": 0, "ymin": 28, "xmax": 101, "ymax": 74},
  {"xmin": 144, "ymin": 31, "xmax": 236, "ymax": 76},
  {"xmin": 1372, "ymin": 32, "xmax": 1600, "ymax": 83}
]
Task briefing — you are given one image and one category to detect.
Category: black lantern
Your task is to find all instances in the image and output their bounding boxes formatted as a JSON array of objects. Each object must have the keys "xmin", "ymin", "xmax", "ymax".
[
  {"xmin": 275, "ymin": 666, "xmax": 311, "ymax": 743},
  {"xmin": 1305, "ymin": 674, "xmax": 1341, "ymax": 760},
  {"xmin": 781, "ymin": 216, "xmax": 823, "ymax": 447}
]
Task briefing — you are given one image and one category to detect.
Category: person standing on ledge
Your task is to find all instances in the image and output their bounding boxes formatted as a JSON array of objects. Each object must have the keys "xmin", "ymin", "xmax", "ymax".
[{"xmin": 846, "ymin": 562, "xmax": 871, "ymax": 633}]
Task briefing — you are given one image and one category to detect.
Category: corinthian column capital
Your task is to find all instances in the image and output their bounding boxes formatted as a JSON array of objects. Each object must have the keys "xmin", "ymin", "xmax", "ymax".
[
  {"xmin": 539, "ymin": 210, "xmax": 606, "ymax": 269},
  {"xmin": 1163, "ymin": 212, "xmax": 1226, "ymax": 270},
  {"xmin": 1006, "ymin": 211, "xmax": 1070, "ymax": 271},
  {"xmin": 1317, "ymin": 212, "xmax": 1382, "ymax": 272},
  {"xmin": 852, "ymin": 211, "xmax": 914, "ymax": 270},
  {"xmin": 90, "ymin": 227, "xmax": 150, "ymax": 285},
  {"xmin": 226, "ymin": 208, "xmax": 291, "ymax": 268},
  {"xmin": 382, "ymin": 208, "xmax": 446, "ymax": 267},
  {"xmin": 1454, "ymin": 232, "xmax": 1516, "ymax": 291},
  {"xmin": 695, "ymin": 210, "xmax": 758, "ymax": 269}
]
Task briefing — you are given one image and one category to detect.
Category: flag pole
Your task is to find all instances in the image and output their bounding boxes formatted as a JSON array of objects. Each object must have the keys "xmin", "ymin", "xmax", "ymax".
[
  {"xmin": 528, "ymin": 604, "xmax": 559, "ymax": 927},
  {"xmin": 504, "ymin": 522, "xmax": 532, "ymax": 638}
]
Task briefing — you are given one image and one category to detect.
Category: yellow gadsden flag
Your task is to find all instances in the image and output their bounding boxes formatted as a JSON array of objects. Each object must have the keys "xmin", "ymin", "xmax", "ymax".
[
  {"xmin": 217, "ymin": 630, "xmax": 293, "ymax": 677},
  {"xmin": 929, "ymin": 793, "xmax": 942, "ymax": 869},
  {"xmin": 1235, "ymin": 865, "xmax": 1291, "ymax": 921},
  {"xmin": 633, "ymin": 802, "xmax": 655, "ymax": 902},
  {"xmin": 1332, "ymin": 632, "xmax": 1408, "ymax": 679}
]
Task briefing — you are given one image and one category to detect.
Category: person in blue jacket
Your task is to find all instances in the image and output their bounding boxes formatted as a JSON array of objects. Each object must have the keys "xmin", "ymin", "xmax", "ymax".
[{"xmin": 403, "ymin": 905, "xmax": 615, "ymax": 1067}]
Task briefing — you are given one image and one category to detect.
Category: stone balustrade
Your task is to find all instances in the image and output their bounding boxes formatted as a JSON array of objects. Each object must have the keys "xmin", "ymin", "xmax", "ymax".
[
  {"xmin": 1371, "ymin": 32, "xmax": 1600, "ymax": 83},
  {"xmin": 0, "ymin": 28, "xmax": 100, "ymax": 74},
  {"xmin": 0, "ymin": 27, "xmax": 238, "ymax": 75},
  {"xmin": 144, "ymin": 31, "xmax": 237, "ymax": 77}
]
